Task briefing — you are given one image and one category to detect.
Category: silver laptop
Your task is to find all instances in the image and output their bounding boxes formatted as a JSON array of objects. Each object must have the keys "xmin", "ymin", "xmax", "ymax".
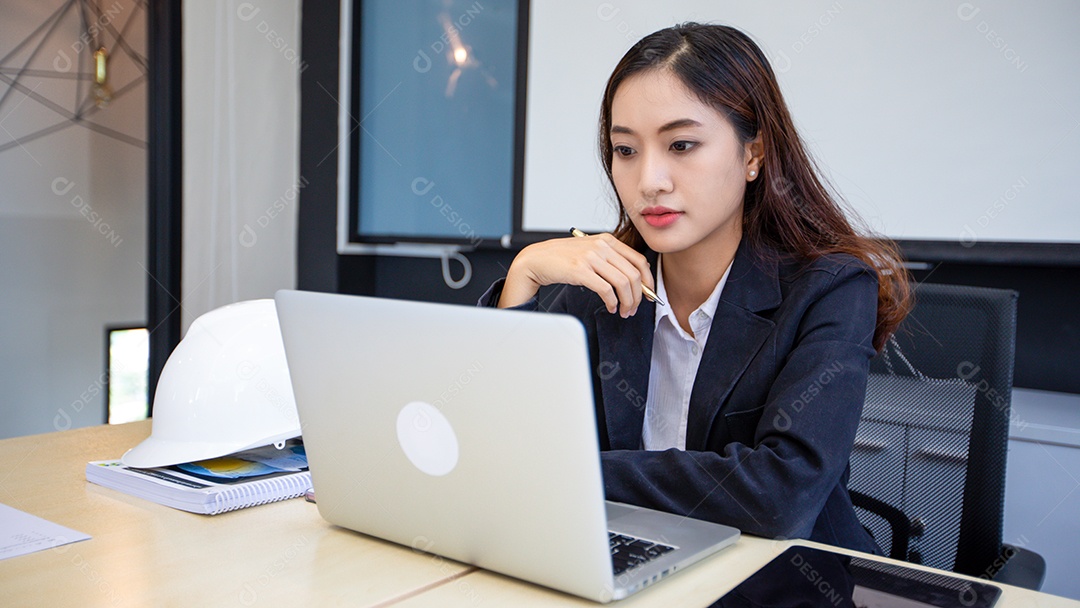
[{"xmin": 275, "ymin": 289, "xmax": 739, "ymax": 602}]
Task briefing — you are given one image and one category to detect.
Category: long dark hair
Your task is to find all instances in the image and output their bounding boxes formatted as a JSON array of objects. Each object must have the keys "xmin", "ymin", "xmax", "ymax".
[{"xmin": 599, "ymin": 23, "xmax": 910, "ymax": 350}]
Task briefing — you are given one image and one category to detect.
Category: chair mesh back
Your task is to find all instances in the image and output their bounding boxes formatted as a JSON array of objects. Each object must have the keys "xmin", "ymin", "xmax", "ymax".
[
  {"xmin": 854, "ymin": 369, "xmax": 978, "ymax": 570},
  {"xmin": 849, "ymin": 283, "xmax": 1018, "ymax": 576}
]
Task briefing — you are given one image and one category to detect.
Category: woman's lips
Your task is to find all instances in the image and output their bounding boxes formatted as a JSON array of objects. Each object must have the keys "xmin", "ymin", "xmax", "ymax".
[{"xmin": 641, "ymin": 207, "xmax": 682, "ymax": 228}]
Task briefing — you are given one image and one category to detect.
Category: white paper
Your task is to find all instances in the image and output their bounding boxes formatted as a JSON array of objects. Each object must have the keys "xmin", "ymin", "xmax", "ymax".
[{"xmin": 0, "ymin": 502, "xmax": 91, "ymax": 561}]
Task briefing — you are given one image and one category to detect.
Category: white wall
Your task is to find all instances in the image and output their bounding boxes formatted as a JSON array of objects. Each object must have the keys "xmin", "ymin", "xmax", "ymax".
[
  {"xmin": 523, "ymin": 1, "xmax": 1080, "ymax": 245},
  {"xmin": 181, "ymin": 0, "xmax": 301, "ymax": 333},
  {"xmin": 0, "ymin": 0, "xmax": 146, "ymax": 438}
]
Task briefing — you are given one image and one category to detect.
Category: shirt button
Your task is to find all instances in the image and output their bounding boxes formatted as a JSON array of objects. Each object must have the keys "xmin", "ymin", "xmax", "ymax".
[{"xmin": 691, "ymin": 344, "xmax": 700, "ymax": 356}]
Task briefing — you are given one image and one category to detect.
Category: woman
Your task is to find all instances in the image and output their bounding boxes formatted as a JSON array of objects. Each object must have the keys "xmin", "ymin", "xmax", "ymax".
[{"xmin": 480, "ymin": 23, "xmax": 910, "ymax": 553}]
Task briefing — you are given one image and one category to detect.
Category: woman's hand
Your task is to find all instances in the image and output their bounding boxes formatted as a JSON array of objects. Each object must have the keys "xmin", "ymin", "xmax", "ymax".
[{"xmin": 499, "ymin": 233, "xmax": 654, "ymax": 317}]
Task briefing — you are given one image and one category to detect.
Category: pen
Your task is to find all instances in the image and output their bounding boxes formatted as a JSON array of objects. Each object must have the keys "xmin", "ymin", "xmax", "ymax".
[{"xmin": 569, "ymin": 228, "xmax": 666, "ymax": 307}]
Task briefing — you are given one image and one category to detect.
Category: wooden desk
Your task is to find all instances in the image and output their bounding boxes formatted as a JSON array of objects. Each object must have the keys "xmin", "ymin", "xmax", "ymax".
[
  {"xmin": 0, "ymin": 421, "xmax": 470, "ymax": 606},
  {"xmin": 2, "ymin": 422, "xmax": 1077, "ymax": 607}
]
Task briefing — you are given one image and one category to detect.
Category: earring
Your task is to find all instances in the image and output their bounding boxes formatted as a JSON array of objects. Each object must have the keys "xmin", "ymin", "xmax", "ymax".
[{"xmin": 749, "ymin": 170, "xmax": 757, "ymax": 178}]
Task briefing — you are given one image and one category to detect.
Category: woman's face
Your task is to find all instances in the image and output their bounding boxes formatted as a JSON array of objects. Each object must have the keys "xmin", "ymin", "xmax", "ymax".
[{"xmin": 610, "ymin": 69, "xmax": 759, "ymax": 260}]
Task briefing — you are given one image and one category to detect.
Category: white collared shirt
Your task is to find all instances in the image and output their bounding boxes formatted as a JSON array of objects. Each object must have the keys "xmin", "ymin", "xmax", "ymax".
[{"xmin": 641, "ymin": 256, "xmax": 732, "ymax": 451}]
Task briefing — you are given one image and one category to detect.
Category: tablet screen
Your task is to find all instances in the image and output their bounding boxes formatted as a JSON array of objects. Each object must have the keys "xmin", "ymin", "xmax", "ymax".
[{"xmin": 709, "ymin": 546, "xmax": 1001, "ymax": 608}]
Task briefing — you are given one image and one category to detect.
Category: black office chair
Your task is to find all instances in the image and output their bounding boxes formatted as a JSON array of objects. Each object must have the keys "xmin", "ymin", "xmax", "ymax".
[{"xmin": 848, "ymin": 282, "xmax": 1046, "ymax": 589}]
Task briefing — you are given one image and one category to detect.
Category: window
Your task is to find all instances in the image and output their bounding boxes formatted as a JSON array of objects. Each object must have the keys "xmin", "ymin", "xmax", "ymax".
[{"xmin": 106, "ymin": 327, "xmax": 149, "ymax": 424}]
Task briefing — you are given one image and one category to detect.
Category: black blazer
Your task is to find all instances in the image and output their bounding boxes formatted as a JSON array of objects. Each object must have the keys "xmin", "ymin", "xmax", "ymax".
[{"xmin": 479, "ymin": 239, "xmax": 881, "ymax": 554}]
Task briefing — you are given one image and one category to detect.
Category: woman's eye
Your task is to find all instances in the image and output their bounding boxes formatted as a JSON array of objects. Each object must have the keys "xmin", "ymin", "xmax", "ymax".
[
  {"xmin": 613, "ymin": 145, "xmax": 635, "ymax": 157},
  {"xmin": 671, "ymin": 140, "xmax": 697, "ymax": 152}
]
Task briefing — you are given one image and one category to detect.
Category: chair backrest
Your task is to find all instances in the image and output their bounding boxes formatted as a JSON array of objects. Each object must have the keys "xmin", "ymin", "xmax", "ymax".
[{"xmin": 849, "ymin": 282, "xmax": 1018, "ymax": 577}]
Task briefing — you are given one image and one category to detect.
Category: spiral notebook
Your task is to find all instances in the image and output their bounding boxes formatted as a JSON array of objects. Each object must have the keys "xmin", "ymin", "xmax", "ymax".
[{"xmin": 85, "ymin": 440, "xmax": 312, "ymax": 515}]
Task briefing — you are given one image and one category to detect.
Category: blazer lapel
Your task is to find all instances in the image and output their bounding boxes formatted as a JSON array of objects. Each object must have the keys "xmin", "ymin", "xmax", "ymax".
[
  {"xmin": 594, "ymin": 252, "xmax": 658, "ymax": 450},
  {"xmin": 685, "ymin": 242, "xmax": 782, "ymax": 448}
]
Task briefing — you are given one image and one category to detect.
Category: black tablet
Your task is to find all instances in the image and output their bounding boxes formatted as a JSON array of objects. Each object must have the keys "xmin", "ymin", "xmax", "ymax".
[{"xmin": 708, "ymin": 546, "xmax": 1002, "ymax": 608}]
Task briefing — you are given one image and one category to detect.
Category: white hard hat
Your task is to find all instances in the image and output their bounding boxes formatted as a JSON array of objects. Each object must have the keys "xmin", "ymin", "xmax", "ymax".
[{"xmin": 122, "ymin": 299, "xmax": 301, "ymax": 468}]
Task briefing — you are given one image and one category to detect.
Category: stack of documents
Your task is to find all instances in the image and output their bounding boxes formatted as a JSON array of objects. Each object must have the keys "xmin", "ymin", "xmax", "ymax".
[{"xmin": 86, "ymin": 440, "xmax": 311, "ymax": 515}]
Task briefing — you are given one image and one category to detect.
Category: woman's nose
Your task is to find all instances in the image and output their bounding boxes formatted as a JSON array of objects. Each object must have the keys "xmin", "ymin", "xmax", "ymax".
[{"xmin": 638, "ymin": 151, "xmax": 673, "ymax": 199}]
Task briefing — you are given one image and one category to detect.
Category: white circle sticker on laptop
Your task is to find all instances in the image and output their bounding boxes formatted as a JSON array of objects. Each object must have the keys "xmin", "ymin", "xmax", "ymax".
[{"xmin": 396, "ymin": 401, "xmax": 459, "ymax": 476}]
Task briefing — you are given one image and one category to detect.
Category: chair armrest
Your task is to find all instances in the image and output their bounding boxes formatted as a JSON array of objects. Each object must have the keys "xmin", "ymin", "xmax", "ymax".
[
  {"xmin": 990, "ymin": 544, "xmax": 1046, "ymax": 590},
  {"xmin": 850, "ymin": 490, "xmax": 911, "ymax": 561}
]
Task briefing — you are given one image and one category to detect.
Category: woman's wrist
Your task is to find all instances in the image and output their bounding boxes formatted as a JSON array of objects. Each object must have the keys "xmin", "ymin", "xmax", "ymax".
[{"xmin": 498, "ymin": 254, "xmax": 541, "ymax": 308}]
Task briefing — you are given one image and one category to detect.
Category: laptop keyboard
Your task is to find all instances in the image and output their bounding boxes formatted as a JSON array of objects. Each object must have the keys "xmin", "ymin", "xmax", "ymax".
[{"xmin": 609, "ymin": 532, "xmax": 676, "ymax": 575}]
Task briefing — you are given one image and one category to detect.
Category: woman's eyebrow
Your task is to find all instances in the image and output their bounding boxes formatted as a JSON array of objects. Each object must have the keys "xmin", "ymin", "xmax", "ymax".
[
  {"xmin": 611, "ymin": 118, "xmax": 703, "ymax": 136},
  {"xmin": 658, "ymin": 118, "xmax": 702, "ymax": 133}
]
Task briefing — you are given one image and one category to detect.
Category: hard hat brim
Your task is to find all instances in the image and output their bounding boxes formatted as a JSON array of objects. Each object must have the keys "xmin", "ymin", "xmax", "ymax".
[{"xmin": 120, "ymin": 427, "xmax": 301, "ymax": 468}]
